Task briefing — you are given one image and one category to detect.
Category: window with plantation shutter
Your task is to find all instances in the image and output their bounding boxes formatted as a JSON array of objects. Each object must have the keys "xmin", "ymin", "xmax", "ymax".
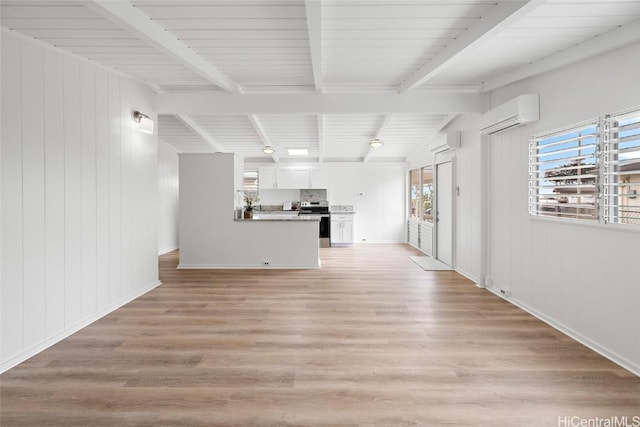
[
  {"xmin": 529, "ymin": 121, "xmax": 600, "ymax": 221},
  {"xmin": 603, "ymin": 108, "xmax": 640, "ymax": 225},
  {"xmin": 243, "ymin": 171, "xmax": 258, "ymax": 194}
]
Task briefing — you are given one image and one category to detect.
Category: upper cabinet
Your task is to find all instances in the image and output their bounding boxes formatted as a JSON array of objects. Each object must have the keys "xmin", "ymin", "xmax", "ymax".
[
  {"xmin": 259, "ymin": 167, "xmax": 278, "ymax": 190},
  {"xmin": 291, "ymin": 168, "xmax": 310, "ymax": 189},
  {"xmin": 259, "ymin": 166, "xmax": 327, "ymax": 190},
  {"xmin": 276, "ymin": 168, "xmax": 293, "ymax": 189}
]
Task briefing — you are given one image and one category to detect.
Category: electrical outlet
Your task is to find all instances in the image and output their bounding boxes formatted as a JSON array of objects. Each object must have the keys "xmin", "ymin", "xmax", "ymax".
[
  {"xmin": 263, "ymin": 260, "xmax": 270, "ymax": 266},
  {"xmin": 500, "ymin": 288, "xmax": 511, "ymax": 297}
]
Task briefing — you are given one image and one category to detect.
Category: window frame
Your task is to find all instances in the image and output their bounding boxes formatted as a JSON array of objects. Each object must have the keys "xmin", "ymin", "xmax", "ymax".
[
  {"xmin": 409, "ymin": 166, "xmax": 435, "ymax": 223},
  {"xmin": 529, "ymin": 119, "xmax": 601, "ymax": 222},
  {"xmin": 409, "ymin": 168, "xmax": 421, "ymax": 219},
  {"xmin": 421, "ymin": 166, "xmax": 434, "ymax": 223},
  {"xmin": 528, "ymin": 105, "xmax": 640, "ymax": 229},
  {"xmin": 603, "ymin": 107, "xmax": 640, "ymax": 225}
]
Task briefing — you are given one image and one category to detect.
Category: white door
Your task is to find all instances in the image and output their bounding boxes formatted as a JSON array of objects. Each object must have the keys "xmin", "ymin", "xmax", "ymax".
[{"xmin": 436, "ymin": 161, "xmax": 453, "ymax": 266}]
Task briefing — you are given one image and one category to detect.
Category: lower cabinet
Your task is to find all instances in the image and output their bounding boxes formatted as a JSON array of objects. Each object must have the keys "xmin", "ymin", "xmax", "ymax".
[
  {"xmin": 407, "ymin": 219, "xmax": 433, "ymax": 256},
  {"xmin": 331, "ymin": 214, "xmax": 354, "ymax": 246}
]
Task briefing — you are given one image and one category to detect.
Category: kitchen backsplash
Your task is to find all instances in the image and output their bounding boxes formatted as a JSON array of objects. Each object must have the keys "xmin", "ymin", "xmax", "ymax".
[{"xmin": 300, "ymin": 189, "xmax": 327, "ymax": 202}]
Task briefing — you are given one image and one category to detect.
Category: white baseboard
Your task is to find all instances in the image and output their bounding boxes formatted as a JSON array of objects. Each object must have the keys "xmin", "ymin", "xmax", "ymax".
[
  {"xmin": 486, "ymin": 287, "xmax": 640, "ymax": 377},
  {"xmin": 177, "ymin": 263, "xmax": 320, "ymax": 269},
  {"xmin": 0, "ymin": 279, "xmax": 162, "ymax": 374},
  {"xmin": 454, "ymin": 267, "xmax": 479, "ymax": 284},
  {"xmin": 158, "ymin": 245, "xmax": 178, "ymax": 255}
]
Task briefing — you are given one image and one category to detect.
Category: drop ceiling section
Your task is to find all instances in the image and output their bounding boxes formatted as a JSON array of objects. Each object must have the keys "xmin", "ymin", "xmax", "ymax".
[
  {"xmin": 427, "ymin": 1, "xmax": 640, "ymax": 86},
  {"xmin": 0, "ymin": 2, "xmax": 218, "ymax": 90},
  {"xmin": 323, "ymin": 115, "xmax": 382, "ymax": 161},
  {"xmin": 188, "ymin": 115, "xmax": 262, "ymax": 157},
  {"xmin": 373, "ymin": 114, "xmax": 449, "ymax": 159},
  {"xmin": 256, "ymin": 114, "xmax": 318, "ymax": 161},
  {"xmin": 321, "ymin": 1, "xmax": 494, "ymax": 92},
  {"xmin": 158, "ymin": 115, "xmax": 211, "ymax": 153},
  {"xmin": 132, "ymin": 1, "xmax": 315, "ymax": 92}
]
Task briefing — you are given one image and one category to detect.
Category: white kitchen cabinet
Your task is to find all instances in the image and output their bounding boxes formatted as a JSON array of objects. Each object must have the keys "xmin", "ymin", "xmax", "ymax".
[
  {"xmin": 259, "ymin": 166, "xmax": 328, "ymax": 190},
  {"xmin": 310, "ymin": 168, "xmax": 328, "ymax": 189},
  {"xmin": 291, "ymin": 168, "xmax": 310, "ymax": 188},
  {"xmin": 258, "ymin": 167, "xmax": 278, "ymax": 189},
  {"xmin": 276, "ymin": 168, "xmax": 292, "ymax": 189},
  {"xmin": 331, "ymin": 214, "xmax": 354, "ymax": 245}
]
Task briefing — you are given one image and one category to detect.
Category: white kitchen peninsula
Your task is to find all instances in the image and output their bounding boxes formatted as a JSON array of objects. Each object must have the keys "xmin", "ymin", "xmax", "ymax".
[{"xmin": 178, "ymin": 153, "xmax": 320, "ymax": 269}]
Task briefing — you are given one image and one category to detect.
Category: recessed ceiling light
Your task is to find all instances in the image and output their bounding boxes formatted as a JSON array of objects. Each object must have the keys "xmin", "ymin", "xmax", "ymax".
[
  {"xmin": 262, "ymin": 146, "xmax": 275, "ymax": 154},
  {"xmin": 288, "ymin": 148, "xmax": 308, "ymax": 156},
  {"xmin": 369, "ymin": 138, "xmax": 384, "ymax": 148}
]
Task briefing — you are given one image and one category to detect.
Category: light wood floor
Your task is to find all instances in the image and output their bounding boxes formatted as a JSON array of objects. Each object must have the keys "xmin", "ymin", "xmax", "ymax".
[{"xmin": 2, "ymin": 244, "xmax": 639, "ymax": 426}]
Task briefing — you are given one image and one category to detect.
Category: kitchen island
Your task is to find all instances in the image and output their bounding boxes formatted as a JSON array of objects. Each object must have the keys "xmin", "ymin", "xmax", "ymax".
[{"xmin": 178, "ymin": 153, "xmax": 320, "ymax": 269}]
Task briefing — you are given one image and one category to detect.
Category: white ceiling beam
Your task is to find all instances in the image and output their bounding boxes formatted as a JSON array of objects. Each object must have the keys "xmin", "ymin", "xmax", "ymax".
[
  {"xmin": 85, "ymin": 0, "xmax": 241, "ymax": 93},
  {"xmin": 305, "ymin": 0, "xmax": 323, "ymax": 93},
  {"xmin": 157, "ymin": 92, "xmax": 483, "ymax": 115},
  {"xmin": 405, "ymin": 114, "xmax": 458, "ymax": 159},
  {"xmin": 364, "ymin": 115, "xmax": 394, "ymax": 162},
  {"xmin": 247, "ymin": 115, "xmax": 279, "ymax": 163},
  {"xmin": 374, "ymin": 115, "xmax": 393, "ymax": 140},
  {"xmin": 317, "ymin": 115, "xmax": 325, "ymax": 163},
  {"xmin": 397, "ymin": 1, "xmax": 542, "ymax": 93},
  {"xmin": 175, "ymin": 115, "xmax": 227, "ymax": 153},
  {"xmin": 482, "ymin": 17, "xmax": 640, "ymax": 93}
]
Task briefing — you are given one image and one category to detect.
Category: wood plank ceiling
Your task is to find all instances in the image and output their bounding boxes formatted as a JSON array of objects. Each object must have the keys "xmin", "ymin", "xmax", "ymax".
[{"xmin": 2, "ymin": 0, "xmax": 640, "ymax": 163}]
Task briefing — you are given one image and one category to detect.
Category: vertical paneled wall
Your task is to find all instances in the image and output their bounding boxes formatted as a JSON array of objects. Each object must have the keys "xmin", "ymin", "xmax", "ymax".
[
  {"xmin": 1, "ymin": 31, "xmax": 160, "ymax": 372},
  {"xmin": 158, "ymin": 138, "xmax": 180, "ymax": 255},
  {"xmin": 486, "ymin": 42, "xmax": 640, "ymax": 374}
]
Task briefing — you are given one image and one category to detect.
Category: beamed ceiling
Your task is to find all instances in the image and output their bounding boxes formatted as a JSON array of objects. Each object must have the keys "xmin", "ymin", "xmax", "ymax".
[{"xmin": 2, "ymin": 0, "xmax": 640, "ymax": 163}]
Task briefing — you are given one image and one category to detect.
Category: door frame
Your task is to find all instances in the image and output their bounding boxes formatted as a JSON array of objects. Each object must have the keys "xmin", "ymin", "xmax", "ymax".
[{"xmin": 434, "ymin": 155, "xmax": 456, "ymax": 267}]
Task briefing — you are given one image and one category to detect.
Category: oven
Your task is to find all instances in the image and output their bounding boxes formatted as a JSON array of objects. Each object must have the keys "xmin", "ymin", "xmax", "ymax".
[{"xmin": 299, "ymin": 201, "xmax": 331, "ymax": 248}]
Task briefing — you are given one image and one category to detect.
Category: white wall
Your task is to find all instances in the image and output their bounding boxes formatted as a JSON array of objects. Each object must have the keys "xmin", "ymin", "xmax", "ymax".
[
  {"xmin": 1, "ymin": 31, "xmax": 160, "ymax": 372},
  {"xmin": 158, "ymin": 138, "xmax": 179, "ymax": 255},
  {"xmin": 486, "ymin": 41, "xmax": 640, "ymax": 374},
  {"xmin": 326, "ymin": 163, "xmax": 406, "ymax": 243}
]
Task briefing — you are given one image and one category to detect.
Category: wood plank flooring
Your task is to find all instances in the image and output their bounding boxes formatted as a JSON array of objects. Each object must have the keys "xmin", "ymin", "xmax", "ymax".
[{"xmin": 1, "ymin": 244, "xmax": 639, "ymax": 426}]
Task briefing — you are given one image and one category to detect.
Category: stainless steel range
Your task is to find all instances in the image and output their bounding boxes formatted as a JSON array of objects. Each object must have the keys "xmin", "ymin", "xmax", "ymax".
[{"xmin": 299, "ymin": 201, "xmax": 330, "ymax": 247}]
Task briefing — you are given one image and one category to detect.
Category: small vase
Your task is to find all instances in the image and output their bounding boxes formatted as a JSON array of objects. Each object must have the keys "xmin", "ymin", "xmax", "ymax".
[{"xmin": 244, "ymin": 210, "xmax": 253, "ymax": 219}]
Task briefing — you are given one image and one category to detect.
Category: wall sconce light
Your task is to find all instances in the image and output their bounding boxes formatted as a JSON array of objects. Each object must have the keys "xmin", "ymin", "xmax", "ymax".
[
  {"xmin": 262, "ymin": 146, "xmax": 275, "ymax": 154},
  {"xmin": 369, "ymin": 138, "xmax": 384, "ymax": 148},
  {"xmin": 132, "ymin": 110, "xmax": 154, "ymax": 134}
]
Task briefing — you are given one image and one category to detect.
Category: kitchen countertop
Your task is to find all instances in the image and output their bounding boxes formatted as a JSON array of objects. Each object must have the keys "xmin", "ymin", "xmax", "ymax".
[
  {"xmin": 330, "ymin": 205, "xmax": 355, "ymax": 214},
  {"xmin": 234, "ymin": 212, "xmax": 321, "ymax": 221}
]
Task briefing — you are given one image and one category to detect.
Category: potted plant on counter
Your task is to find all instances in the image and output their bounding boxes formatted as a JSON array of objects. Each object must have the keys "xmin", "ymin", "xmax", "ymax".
[{"xmin": 244, "ymin": 193, "xmax": 259, "ymax": 218}]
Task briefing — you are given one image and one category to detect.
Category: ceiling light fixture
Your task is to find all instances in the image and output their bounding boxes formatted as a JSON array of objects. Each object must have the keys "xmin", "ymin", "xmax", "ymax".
[
  {"xmin": 288, "ymin": 148, "xmax": 308, "ymax": 156},
  {"xmin": 132, "ymin": 110, "xmax": 154, "ymax": 134},
  {"xmin": 262, "ymin": 146, "xmax": 275, "ymax": 154},
  {"xmin": 369, "ymin": 138, "xmax": 384, "ymax": 148}
]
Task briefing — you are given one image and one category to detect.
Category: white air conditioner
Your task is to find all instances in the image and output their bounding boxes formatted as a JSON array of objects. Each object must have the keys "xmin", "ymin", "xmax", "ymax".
[
  {"xmin": 480, "ymin": 94, "xmax": 539, "ymax": 135},
  {"xmin": 430, "ymin": 131, "xmax": 461, "ymax": 153}
]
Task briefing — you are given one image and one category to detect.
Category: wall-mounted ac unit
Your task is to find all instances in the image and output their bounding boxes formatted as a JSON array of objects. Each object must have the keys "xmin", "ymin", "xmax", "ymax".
[
  {"xmin": 480, "ymin": 94, "xmax": 539, "ymax": 135},
  {"xmin": 430, "ymin": 131, "xmax": 461, "ymax": 153}
]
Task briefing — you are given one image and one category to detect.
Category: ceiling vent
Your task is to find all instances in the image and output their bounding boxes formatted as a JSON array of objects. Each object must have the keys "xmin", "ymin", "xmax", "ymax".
[{"xmin": 480, "ymin": 94, "xmax": 539, "ymax": 135}]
